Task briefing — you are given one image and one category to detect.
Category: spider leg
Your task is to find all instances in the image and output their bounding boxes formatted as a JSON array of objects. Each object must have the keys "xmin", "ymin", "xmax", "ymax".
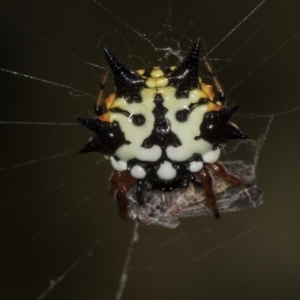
[
  {"xmin": 208, "ymin": 162, "xmax": 246, "ymax": 187},
  {"xmin": 202, "ymin": 57, "xmax": 226, "ymax": 104},
  {"xmin": 110, "ymin": 170, "xmax": 137, "ymax": 218},
  {"xmin": 136, "ymin": 180, "xmax": 145, "ymax": 206},
  {"xmin": 196, "ymin": 166, "xmax": 220, "ymax": 219},
  {"xmin": 94, "ymin": 70, "xmax": 109, "ymax": 116}
]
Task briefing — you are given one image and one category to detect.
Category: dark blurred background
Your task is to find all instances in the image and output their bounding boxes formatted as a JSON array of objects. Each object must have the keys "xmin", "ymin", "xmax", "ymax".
[{"xmin": 1, "ymin": 0, "xmax": 300, "ymax": 299}]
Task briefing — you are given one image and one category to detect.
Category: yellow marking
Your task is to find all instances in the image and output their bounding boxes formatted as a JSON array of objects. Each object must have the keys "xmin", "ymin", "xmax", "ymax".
[
  {"xmin": 136, "ymin": 69, "xmax": 145, "ymax": 76},
  {"xmin": 151, "ymin": 67, "xmax": 165, "ymax": 77},
  {"xmin": 146, "ymin": 77, "xmax": 169, "ymax": 88}
]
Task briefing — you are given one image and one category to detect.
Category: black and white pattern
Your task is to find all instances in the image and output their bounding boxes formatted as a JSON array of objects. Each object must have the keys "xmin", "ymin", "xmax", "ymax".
[{"xmin": 78, "ymin": 39, "xmax": 247, "ymax": 189}]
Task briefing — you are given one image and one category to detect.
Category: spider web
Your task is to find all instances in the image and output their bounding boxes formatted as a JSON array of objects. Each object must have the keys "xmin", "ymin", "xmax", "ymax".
[{"xmin": 1, "ymin": 0, "xmax": 300, "ymax": 299}]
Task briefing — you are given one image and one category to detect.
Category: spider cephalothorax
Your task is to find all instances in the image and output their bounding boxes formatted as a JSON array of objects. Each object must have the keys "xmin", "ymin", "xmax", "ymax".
[{"xmin": 77, "ymin": 39, "xmax": 247, "ymax": 218}]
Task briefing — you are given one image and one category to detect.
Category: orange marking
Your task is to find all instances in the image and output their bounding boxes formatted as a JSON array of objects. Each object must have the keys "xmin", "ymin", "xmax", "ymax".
[
  {"xmin": 201, "ymin": 83, "xmax": 215, "ymax": 101},
  {"xmin": 105, "ymin": 93, "xmax": 116, "ymax": 110},
  {"xmin": 207, "ymin": 101, "xmax": 222, "ymax": 112},
  {"xmin": 99, "ymin": 112, "xmax": 110, "ymax": 122}
]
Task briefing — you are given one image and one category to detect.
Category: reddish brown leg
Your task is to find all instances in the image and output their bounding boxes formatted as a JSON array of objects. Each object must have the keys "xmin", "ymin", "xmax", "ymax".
[
  {"xmin": 94, "ymin": 71, "xmax": 109, "ymax": 116},
  {"xmin": 202, "ymin": 57, "xmax": 226, "ymax": 103},
  {"xmin": 196, "ymin": 166, "xmax": 220, "ymax": 219},
  {"xmin": 110, "ymin": 171, "xmax": 137, "ymax": 218},
  {"xmin": 208, "ymin": 162, "xmax": 246, "ymax": 187}
]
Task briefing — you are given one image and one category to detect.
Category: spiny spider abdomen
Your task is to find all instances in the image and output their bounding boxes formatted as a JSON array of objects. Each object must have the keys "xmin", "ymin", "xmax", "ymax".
[{"xmin": 77, "ymin": 39, "xmax": 247, "ymax": 219}]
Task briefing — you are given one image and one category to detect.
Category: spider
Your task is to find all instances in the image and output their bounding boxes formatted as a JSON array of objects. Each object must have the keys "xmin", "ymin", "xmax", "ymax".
[{"xmin": 77, "ymin": 39, "xmax": 247, "ymax": 219}]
